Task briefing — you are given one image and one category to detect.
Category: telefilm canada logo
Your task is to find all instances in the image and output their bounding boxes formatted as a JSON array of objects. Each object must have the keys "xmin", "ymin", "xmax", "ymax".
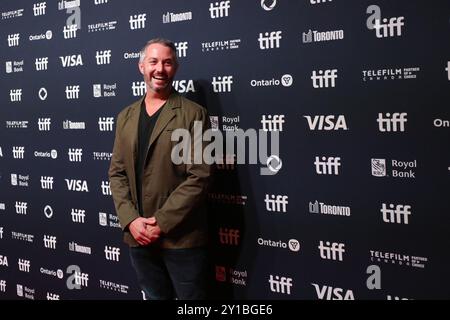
[{"xmin": 362, "ymin": 67, "xmax": 420, "ymax": 81}]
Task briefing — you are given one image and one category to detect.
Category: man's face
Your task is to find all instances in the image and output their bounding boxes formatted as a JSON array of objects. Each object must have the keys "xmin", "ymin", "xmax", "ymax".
[{"xmin": 138, "ymin": 43, "xmax": 178, "ymax": 94}]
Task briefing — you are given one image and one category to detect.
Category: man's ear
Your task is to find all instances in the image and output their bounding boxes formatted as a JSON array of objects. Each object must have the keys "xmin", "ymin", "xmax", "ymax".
[{"xmin": 138, "ymin": 62, "xmax": 144, "ymax": 75}]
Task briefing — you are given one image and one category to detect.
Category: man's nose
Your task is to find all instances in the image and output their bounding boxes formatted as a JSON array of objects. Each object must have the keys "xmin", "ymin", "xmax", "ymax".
[{"xmin": 155, "ymin": 62, "xmax": 163, "ymax": 72}]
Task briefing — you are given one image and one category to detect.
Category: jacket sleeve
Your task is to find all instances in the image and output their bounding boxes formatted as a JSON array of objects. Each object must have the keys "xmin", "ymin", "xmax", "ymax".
[
  {"xmin": 108, "ymin": 113, "xmax": 140, "ymax": 231},
  {"xmin": 154, "ymin": 107, "xmax": 212, "ymax": 234}
]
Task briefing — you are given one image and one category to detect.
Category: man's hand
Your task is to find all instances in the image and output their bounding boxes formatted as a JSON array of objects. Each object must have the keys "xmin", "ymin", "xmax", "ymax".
[{"xmin": 128, "ymin": 217, "xmax": 161, "ymax": 246}]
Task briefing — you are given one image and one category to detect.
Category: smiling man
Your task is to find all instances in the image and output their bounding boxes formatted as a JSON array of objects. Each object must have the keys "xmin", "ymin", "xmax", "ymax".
[{"xmin": 109, "ymin": 38, "xmax": 212, "ymax": 300}]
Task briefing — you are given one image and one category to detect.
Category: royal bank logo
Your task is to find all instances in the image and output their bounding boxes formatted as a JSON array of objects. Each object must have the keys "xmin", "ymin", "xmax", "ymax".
[
  {"xmin": 261, "ymin": 115, "xmax": 284, "ymax": 131},
  {"xmin": 5, "ymin": 60, "xmax": 24, "ymax": 73},
  {"xmin": 209, "ymin": 1, "xmax": 230, "ymax": 19},
  {"xmin": 7, "ymin": 33, "xmax": 20, "ymax": 47},
  {"xmin": 311, "ymin": 69, "xmax": 338, "ymax": 88},
  {"xmin": 16, "ymin": 284, "xmax": 35, "ymax": 300},
  {"xmin": 129, "ymin": 13, "xmax": 146, "ymax": 30},
  {"xmin": 0, "ymin": 203, "xmax": 5, "ymax": 211},
  {"xmin": 93, "ymin": 84, "xmax": 116, "ymax": 98},
  {"xmin": 268, "ymin": 275, "xmax": 293, "ymax": 295},
  {"xmin": 258, "ymin": 31, "xmax": 282, "ymax": 49},
  {"xmin": 370, "ymin": 250, "xmax": 428, "ymax": 268},
  {"xmin": 258, "ymin": 237, "xmax": 300, "ymax": 252},
  {"xmin": 88, "ymin": 20, "xmax": 117, "ymax": 32},
  {"xmin": 309, "ymin": 200, "xmax": 351, "ymax": 217},
  {"xmin": 251, "ymin": 74, "xmax": 293, "ymax": 88},
  {"xmin": 302, "ymin": 29, "xmax": 344, "ymax": 43},
  {"xmin": 131, "ymin": 81, "xmax": 146, "ymax": 96},
  {"xmin": 2, "ymin": 9, "xmax": 24, "ymax": 20},
  {"xmin": 371, "ymin": 158, "xmax": 417, "ymax": 179},
  {"xmin": 362, "ymin": 67, "xmax": 420, "ymax": 81},
  {"xmin": 209, "ymin": 115, "xmax": 240, "ymax": 132},
  {"xmin": 6, "ymin": 121, "xmax": 28, "ymax": 129},
  {"xmin": 98, "ymin": 212, "xmax": 121, "ymax": 228},
  {"xmin": 0, "ymin": 147, "xmax": 2, "ymax": 157},
  {"xmin": 163, "ymin": 11, "xmax": 192, "ymax": 23},
  {"xmin": 201, "ymin": 39, "xmax": 241, "ymax": 52},
  {"xmin": 33, "ymin": 2, "xmax": 46, "ymax": 16},
  {"xmin": 366, "ymin": 5, "xmax": 405, "ymax": 38},
  {"xmin": 35, "ymin": 57, "xmax": 49, "ymax": 71},
  {"xmin": 11, "ymin": 174, "xmax": 29, "ymax": 187},
  {"xmin": 215, "ymin": 266, "xmax": 248, "ymax": 286}
]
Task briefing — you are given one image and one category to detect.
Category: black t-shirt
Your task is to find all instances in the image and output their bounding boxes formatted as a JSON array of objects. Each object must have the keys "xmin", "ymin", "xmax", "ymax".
[{"xmin": 136, "ymin": 101, "xmax": 165, "ymax": 215}]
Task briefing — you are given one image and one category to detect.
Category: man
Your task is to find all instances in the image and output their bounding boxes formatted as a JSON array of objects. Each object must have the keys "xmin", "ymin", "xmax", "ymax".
[{"xmin": 108, "ymin": 38, "xmax": 212, "ymax": 300}]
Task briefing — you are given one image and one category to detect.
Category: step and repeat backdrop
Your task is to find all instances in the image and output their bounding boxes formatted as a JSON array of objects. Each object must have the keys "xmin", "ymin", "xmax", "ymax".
[{"xmin": 1, "ymin": 0, "xmax": 450, "ymax": 300}]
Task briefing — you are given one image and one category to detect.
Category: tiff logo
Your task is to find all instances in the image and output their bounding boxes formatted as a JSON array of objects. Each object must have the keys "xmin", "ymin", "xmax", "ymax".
[
  {"xmin": 40, "ymin": 176, "xmax": 54, "ymax": 190},
  {"xmin": 0, "ymin": 280, "xmax": 5, "ymax": 292},
  {"xmin": 46, "ymin": 293, "xmax": 60, "ymax": 300},
  {"xmin": 269, "ymin": 275, "xmax": 293, "ymax": 295},
  {"xmin": 318, "ymin": 241, "xmax": 345, "ymax": 261},
  {"xmin": 63, "ymin": 24, "xmax": 78, "ymax": 39},
  {"xmin": 0, "ymin": 227, "xmax": 3, "ymax": 239},
  {"xmin": 94, "ymin": 0, "xmax": 109, "ymax": 4},
  {"xmin": 35, "ymin": 57, "xmax": 48, "ymax": 71},
  {"xmin": 68, "ymin": 148, "xmax": 83, "ymax": 162},
  {"xmin": 98, "ymin": 117, "xmax": 114, "ymax": 131},
  {"xmin": 367, "ymin": 5, "xmax": 405, "ymax": 38},
  {"xmin": 66, "ymin": 85, "xmax": 80, "ymax": 99},
  {"xmin": 33, "ymin": 2, "xmax": 46, "ymax": 16},
  {"xmin": 377, "ymin": 113, "xmax": 407, "ymax": 132},
  {"xmin": 132, "ymin": 81, "xmax": 146, "ymax": 96},
  {"xmin": 43, "ymin": 235, "xmax": 56, "ymax": 249},
  {"xmin": 219, "ymin": 228, "xmax": 240, "ymax": 245},
  {"xmin": 311, "ymin": 69, "xmax": 337, "ymax": 88},
  {"xmin": 314, "ymin": 156, "xmax": 341, "ymax": 175},
  {"xmin": 74, "ymin": 271, "xmax": 89, "ymax": 287},
  {"xmin": 12, "ymin": 146, "xmax": 25, "ymax": 159},
  {"xmin": 212, "ymin": 76, "xmax": 233, "ymax": 93},
  {"xmin": 381, "ymin": 203, "xmax": 411, "ymax": 224},
  {"xmin": 18, "ymin": 259, "xmax": 31, "ymax": 272},
  {"xmin": 265, "ymin": 194, "xmax": 288, "ymax": 212},
  {"xmin": 71, "ymin": 209, "xmax": 86, "ymax": 223},
  {"xmin": 261, "ymin": 115, "xmax": 285, "ymax": 131},
  {"xmin": 129, "ymin": 13, "xmax": 146, "ymax": 29},
  {"xmin": 258, "ymin": 31, "xmax": 282, "ymax": 49},
  {"xmin": 10, "ymin": 89, "xmax": 22, "ymax": 102},
  {"xmin": 7, "ymin": 34, "xmax": 20, "ymax": 47},
  {"xmin": 175, "ymin": 42, "xmax": 188, "ymax": 58},
  {"xmin": 15, "ymin": 202, "xmax": 27, "ymax": 214},
  {"xmin": 38, "ymin": 118, "xmax": 51, "ymax": 131},
  {"xmin": 101, "ymin": 181, "xmax": 112, "ymax": 195},
  {"xmin": 209, "ymin": 1, "xmax": 230, "ymax": 18},
  {"xmin": 95, "ymin": 50, "xmax": 111, "ymax": 65},
  {"xmin": 311, "ymin": 0, "xmax": 332, "ymax": 3},
  {"xmin": 104, "ymin": 246, "xmax": 120, "ymax": 261}
]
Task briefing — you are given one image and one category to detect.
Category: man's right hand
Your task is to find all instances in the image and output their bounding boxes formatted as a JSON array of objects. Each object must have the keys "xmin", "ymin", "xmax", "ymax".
[{"xmin": 128, "ymin": 217, "xmax": 160, "ymax": 246}]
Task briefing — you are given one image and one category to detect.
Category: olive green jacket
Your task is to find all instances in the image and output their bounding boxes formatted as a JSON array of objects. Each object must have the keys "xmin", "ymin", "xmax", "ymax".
[{"xmin": 108, "ymin": 91, "xmax": 211, "ymax": 248}]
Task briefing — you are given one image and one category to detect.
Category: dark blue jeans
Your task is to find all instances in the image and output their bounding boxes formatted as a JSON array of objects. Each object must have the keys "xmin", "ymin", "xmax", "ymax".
[{"xmin": 129, "ymin": 245, "xmax": 208, "ymax": 300}]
